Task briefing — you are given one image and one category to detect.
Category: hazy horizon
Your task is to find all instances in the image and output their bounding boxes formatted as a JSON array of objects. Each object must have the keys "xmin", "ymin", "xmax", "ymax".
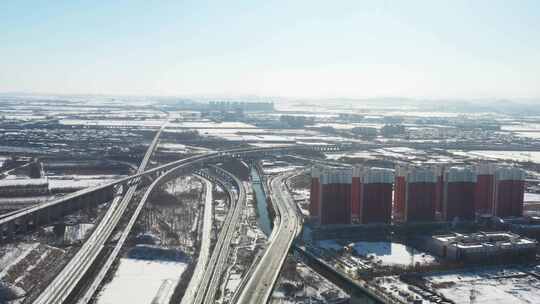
[{"xmin": 1, "ymin": 1, "xmax": 539, "ymax": 100}]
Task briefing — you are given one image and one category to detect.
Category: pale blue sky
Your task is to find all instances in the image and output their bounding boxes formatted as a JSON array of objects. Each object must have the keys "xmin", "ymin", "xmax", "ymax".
[{"xmin": 1, "ymin": 1, "xmax": 539, "ymax": 99}]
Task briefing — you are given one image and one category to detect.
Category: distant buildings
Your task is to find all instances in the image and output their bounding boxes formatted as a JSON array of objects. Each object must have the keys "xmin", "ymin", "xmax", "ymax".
[
  {"xmin": 310, "ymin": 163, "xmax": 526, "ymax": 226},
  {"xmin": 208, "ymin": 101, "xmax": 274, "ymax": 112}
]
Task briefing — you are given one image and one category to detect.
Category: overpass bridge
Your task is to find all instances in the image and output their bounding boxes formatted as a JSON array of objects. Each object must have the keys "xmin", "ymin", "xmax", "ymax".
[{"xmin": 0, "ymin": 144, "xmax": 345, "ymax": 241}]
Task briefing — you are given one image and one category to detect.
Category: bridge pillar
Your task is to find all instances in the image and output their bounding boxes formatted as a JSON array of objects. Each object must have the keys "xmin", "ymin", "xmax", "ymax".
[
  {"xmin": 2, "ymin": 222, "xmax": 15, "ymax": 242},
  {"xmin": 35, "ymin": 208, "xmax": 47, "ymax": 227},
  {"xmin": 0, "ymin": 224, "xmax": 6, "ymax": 243}
]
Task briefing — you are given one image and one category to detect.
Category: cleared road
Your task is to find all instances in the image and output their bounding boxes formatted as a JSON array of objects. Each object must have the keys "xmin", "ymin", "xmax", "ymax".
[
  {"xmin": 33, "ymin": 122, "xmax": 166, "ymax": 304},
  {"xmin": 192, "ymin": 169, "xmax": 246, "ymax": 304},
  {"xmin": 180, "ymin": 177, "xmax": 214, "ymax": 304},
  {"xmin": 235, "ymin": 171, "xmax": 301, "ymax": 304}
]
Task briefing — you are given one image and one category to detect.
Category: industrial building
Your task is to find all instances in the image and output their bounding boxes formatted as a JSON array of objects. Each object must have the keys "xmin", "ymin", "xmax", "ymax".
[
  {"xmin": 394, "ymin": 165, "xmax": 438, "ymax": 222},
  {"xmin": 428, "ymin": 231, "xmax": 537, "ymax": 262},
  {"xmin": 358, "ymin": 167, "xmax": 393, "ymax": 224},
  {"xmin": 442, "ymin": 166, "xmax": 476, "ymax": 221}
]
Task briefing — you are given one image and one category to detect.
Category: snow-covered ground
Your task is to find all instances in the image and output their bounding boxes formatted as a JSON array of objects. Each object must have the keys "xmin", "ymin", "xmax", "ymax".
[
  {"xmin": 325, "ymin": 151, "xmax": 378, "ymax": 160},
  {"xmin": 64, "ymin": 224, "xmax": 94, "ymax": 244},
  {"xmin": 163, "ymin": 176, "xmax": 202, "ymax": 195},
  {"xmin": 524, "ymin": 192, "xmax": 540, "ymax": 202},
  {"xmin": 450, "ymin": 150, "xmax": 540, "ymax": 163},
  {"xmin": 318, "ymin": 240, "xmax": 436, "ymax": 267},
  {"xmin": 48, "ymin": 177, "xmax": 117, "ymax": 190},
  {"xmin": 272, "ymin": 260, "xmax": 349, "ymax": 304},
  {"xmin": 262, "ymin": 165, "xmax": 301, "ymax": 175},
  {"xmin": 424, "ymin": 267, "xmax": 540, "ymax": 304},
  {"xmin": 96, "ymin": 258, "xmax": 187, "ymax": 304},
  {"xmin": 353, "ymin": 242, "xmax": 436, "ymax": 266},
  {"xmin": 0, "ymin": 243, "xmax": 39, "ymax": 279},
  {"xmin": 374, "ymin": 276, "xmax": 424, "ymax": 304}
]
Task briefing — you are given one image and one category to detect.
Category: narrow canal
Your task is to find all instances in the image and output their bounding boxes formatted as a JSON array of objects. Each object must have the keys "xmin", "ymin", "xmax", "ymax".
[
  {"xmin": 250, "ymin": 167, "xmax": 272, "ymax": 236},
  {"xmin": 250, "ymin": 166, "xmax": 383, "ymax": 304}
]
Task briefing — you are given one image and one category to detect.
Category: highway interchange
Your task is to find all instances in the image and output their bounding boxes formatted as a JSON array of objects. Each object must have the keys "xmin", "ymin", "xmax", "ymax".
[
  {"xmin": 0, "ymin": 121, "xmax": 340, "ymax": 304},
  {"xmin": 33, "ymin": 122, "xmax": 167, "ymax": 304}
]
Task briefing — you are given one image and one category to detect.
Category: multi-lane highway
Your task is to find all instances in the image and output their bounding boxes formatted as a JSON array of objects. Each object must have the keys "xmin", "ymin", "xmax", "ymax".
[
  {"xmin": 179, "ymin": 177, "xmax": 214, "ymax": 304},
  {"xmin": 191, "ymin": 169, "xmax": 246, "ymax": 304},
  {"xmin": 0, "ymin": 142, "xmax": 343, "ymax": 303},
  {"xmin": 33, "ymin": 122, "xmax": 167, "ymax": 304},
  {"xmin": 1, "ymin": 144, "xmax": 341, "ymax": 240},
  {"xmin": 235, "ymin": 171, "xmax": 302, "ymax": 304}
]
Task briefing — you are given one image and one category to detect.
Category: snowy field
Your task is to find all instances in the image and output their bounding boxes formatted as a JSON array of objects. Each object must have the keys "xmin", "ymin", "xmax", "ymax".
[
  {"xmin": 0, "ymin": 243, "xmax": 39, "ymax": 279},
  {"xmin": 325, "ymin": 151, "xmax": 377, "ymax": 160},
  {"xmin": 318, "ymin": 240, "xmax": 436, "ymax": 266},
  {"xmin": 262, "ymin": 165, "xmax": 301, "ymax": 175},
  {"xmin": 424, "ymin": 267, "xmax": 540, "ymax": 304},
  {"xmin": 353, "ymin": 242, "xmax": 436, "ymax": 266},
  {"xmin": 96, "ymin": 258, "xmax": 187, "ymax": 304},
  {"xmin": 525, "ymin": 192, "xmax": 540, "ymax": 202},
  {"xmin": 48, "ymin": 176, "xmax": 118, "ymax": 190},
  {"xmin": 450, "ymin": 150, "xmax": 540, "ymax": 163}
]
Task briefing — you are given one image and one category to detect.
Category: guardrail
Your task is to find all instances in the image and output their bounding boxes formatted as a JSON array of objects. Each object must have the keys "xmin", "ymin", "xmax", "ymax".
[{"xmin": 1, "ymin": 144, "xmax": 345, "ymax": 238}]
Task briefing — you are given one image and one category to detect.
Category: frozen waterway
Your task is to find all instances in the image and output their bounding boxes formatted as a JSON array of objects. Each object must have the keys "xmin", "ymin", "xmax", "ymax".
[
  {"xmin": 251, "ymin": 167, "xmax": 272, "ymax": 236},
  {"xmin": 96, "ymin": 258, "xmax": 187, "ymax": 304}
]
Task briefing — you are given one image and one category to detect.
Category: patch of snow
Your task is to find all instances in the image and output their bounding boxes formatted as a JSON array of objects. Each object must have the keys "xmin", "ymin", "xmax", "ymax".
[
  {"xmin": 0, "ymin": 243, "xmax": 39, "ymax": 279},
  {"xmin": 96, "ymin": 258, "xmax": 187, "ymax": 304},
  {"xmin": 424, "ymin": 267, "xmax": 540, "ymax": 304},
  {"xmin": 524, "ymin": 192, "xmax": 540, "ymax": 202}
]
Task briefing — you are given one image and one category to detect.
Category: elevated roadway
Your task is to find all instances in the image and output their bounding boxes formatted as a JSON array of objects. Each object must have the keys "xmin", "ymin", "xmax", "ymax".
[
  {"xmin": 1, "ymin": 144, "xmax": 343, "ymax": 239},
  {"xmin": 191, "ymin": 168, "xmax": 246, "ymax": 304},
  {"xmin": 180, "ymin": 177, "xmax": 213, "ymax": 304},
  {"xmin": 33, "ymin": 122, "xmax": 167, "ymax": 304},
  {"xmin": 235, "ymin": 171, "xmax": 302, "ymax": 304}
]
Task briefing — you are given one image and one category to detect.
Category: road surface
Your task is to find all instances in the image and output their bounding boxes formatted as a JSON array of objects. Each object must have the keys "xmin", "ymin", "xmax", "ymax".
[
  {"xmin": 179, "ymin": 177, "xmax": 214, "ymax": 304},
  {"xmin": 33, "ymin": 122, "xmax": 166, "ymax": 304},
  {"xmin": 235, "ymin": 171, "xmax": 302, "ymax": 304},
  {"xmin": 191, "ymin": 169, "xmax": 246, "ymax": 304}
]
